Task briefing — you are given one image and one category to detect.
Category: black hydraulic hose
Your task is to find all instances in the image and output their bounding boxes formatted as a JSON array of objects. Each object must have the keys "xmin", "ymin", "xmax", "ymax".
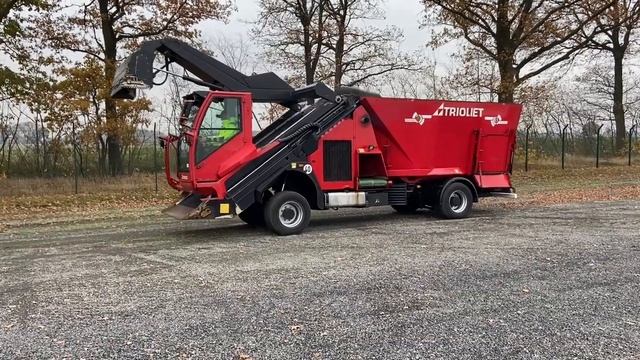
[{"xmin": 279, "ymin": 123, "xmax": 320, "ymax": 143}]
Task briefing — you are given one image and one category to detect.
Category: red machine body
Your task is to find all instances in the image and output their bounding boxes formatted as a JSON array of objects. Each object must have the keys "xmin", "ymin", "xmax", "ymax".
[
  {"xmin": 163, "ymin": 92, "xmax": 521, "ymax": 199},
  {"xmin": 159, "ymin": 90, "xmax": 521, "ymax": 234},
  {"xmin": 113, "ymin": 38, "xmax": 522, "ymax": 235},
  {"xmin": 308, "ymin": 97, "xmax": 521, "ymax": 192}
]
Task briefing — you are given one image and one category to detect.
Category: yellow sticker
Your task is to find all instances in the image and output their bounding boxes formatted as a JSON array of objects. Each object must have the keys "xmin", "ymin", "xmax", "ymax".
[
  {"xmin": 219, "ymin": 203, "xmax": 230, "ymax": 214},
  {"xmin": 291, "ymin": 162, "xmax": 297, "ymax": 169}
]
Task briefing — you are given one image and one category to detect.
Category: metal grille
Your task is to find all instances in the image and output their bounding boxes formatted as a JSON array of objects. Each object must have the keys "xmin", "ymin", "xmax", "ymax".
[
  {"xmin": 388, "ymin": 182, "xmax": 408, "ymax": 205},
  {"xmin": 324, "ymin": 140, "xmax": 352, "ymax": 181}
]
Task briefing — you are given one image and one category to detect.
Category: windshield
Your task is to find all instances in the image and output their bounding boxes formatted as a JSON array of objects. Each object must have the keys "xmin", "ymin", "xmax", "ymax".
[
  {"xmin": 196, "ymin": 97, "xmax": 241, "ymax": 163},
  {"xmin": 174, "ymin": 95, "xmax": 242, "ymax": 172}
]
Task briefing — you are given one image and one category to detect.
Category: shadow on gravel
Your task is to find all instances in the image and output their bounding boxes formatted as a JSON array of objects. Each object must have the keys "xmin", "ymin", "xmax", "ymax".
[
  {"xmin": 159, "ymin": 207, "xmax": 501, "ymax": 244},
  {"xmin": 163, "ymin": 223, "xmax": 273, "ymax": 244},
  {"xmin": 309, "ymin": 207, "xmax": 497, "ymax": 228},
  {"xmin": 309, "ymin": 210, "xmax": 437, "ymax": 229}
]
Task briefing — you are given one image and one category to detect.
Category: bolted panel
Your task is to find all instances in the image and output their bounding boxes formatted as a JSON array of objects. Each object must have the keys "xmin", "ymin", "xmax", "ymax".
[{"xmin": 323, "ymin": 140, "xmax": 352, "ymax": 181}]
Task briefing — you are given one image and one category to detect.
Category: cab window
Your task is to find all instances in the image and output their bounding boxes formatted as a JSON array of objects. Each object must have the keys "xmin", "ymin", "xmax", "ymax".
[{"xmin": 196, "ymin": 98, "xmax": 242, "ymax": 163}]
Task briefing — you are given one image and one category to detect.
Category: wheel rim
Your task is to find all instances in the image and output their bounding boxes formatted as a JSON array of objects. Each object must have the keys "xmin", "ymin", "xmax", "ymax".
[
  {"xmin": 279, "ymin": 201, "xmax": 304, "ymax": 228},
  {"xmin": 448, "ymin": 190, "xmax": 468, "ymax": 214}
]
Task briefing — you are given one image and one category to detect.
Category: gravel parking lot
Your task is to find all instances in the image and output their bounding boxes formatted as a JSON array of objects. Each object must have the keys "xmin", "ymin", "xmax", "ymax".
[{"xmin": 1, "ymin": 201, "xmax": 639, "ymax": 359}]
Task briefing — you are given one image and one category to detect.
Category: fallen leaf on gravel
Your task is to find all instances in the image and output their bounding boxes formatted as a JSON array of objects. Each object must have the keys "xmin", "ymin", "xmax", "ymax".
[
  {"xmin": 236, "ymin": 353, "xmax": 252, "ymax": 360},
  {"xmin": 290, "ymin": 324, "xmax": 303, "ymax": 335}
]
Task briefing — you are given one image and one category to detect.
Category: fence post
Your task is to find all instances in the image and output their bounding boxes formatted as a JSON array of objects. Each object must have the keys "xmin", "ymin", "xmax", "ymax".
[
  {"xmin": 154, "ymin": 122, "xmax": 158, "ymax": 193},
  {"xmin": 630, "ymin": 124, "xmax": 637, "ymax": 167},
  {"xmin": 596, "ymin": 124, "xmax": 604, "ymax": 168},
  {"xmin": 72, "ymin": 121, "xmax": 78, "ymax": 194},
  {"xmin": 525, "ymin": 124, "xmax": 532, "ymax": 172},
  {"xmin": 561, "ymin": 125, "xmax": 569, "ymax": 170},
  {"xmin": 610, "ymin": 119, "xmax": 615, "ymax": 153}
]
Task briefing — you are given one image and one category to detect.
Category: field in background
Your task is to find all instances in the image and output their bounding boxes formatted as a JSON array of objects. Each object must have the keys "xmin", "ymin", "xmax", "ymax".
[
  {"xmin": 0, "ymin": 174, "xmax": 175, "ymax": 224},
  {"xmin": 1, "ymin": 165, "xmax": 639, "ymax": 224},
  {"xmin": 514, "ymin": 155, "xmax": 635, "ymax": 169},
  {"xmin": 513, "ymin": 164, "xmax": 640, "ymax": 190},
  {"xmin": 0, "ymin": 173, "xmax": 172, "ymax": 197}
]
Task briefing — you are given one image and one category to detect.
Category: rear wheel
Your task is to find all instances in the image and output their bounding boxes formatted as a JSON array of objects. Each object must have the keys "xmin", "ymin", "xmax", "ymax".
[
  {"xmin": 264, "ymin": 191, "xmax": 311, "ymax": 236},
  {"xmin": 437, "ymin": 182, "xmax": 473, "ymax": 219}
]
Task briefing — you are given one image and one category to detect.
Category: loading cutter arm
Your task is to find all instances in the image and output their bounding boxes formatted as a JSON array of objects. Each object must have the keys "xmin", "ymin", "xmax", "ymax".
[{"xmin": 110, "ymin": 38, "xmax": 336, "ymax": 107}]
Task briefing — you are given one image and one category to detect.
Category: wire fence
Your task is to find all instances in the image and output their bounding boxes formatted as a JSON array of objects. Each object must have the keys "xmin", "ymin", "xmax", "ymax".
[
  {"xmin": 2, "ymin": 121, "xmax": 640, "ymax": 196},
  {"xmin": 515, "ymin": 125, "xmax": 640, "ymax": 171}
]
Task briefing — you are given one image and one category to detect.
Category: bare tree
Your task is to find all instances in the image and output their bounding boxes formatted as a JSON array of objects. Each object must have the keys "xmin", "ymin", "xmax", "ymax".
[
  {"xmin": 577, "ymin": 64, "xmax": 640, "ymax": 133},
  {"xmin": 157, "ymin": 68, "xmax": 194, "ymax": 136},
  {"xmin": 253, "ymin": 0, "xmax": 328, "ymax": 85},
  {"xmin": 323, "ymin": 0, "xmax": 422, "ymax": 87},
  {"xmin": 422, "ymin": 0, "xmax": 614, "ymax": 103},
  {"xmin": 3, "ymin": 107, "xmax": 21, "ymax": 175},
  {"xmin": 582, "ymin": 0, "xmax": 640, "ymax": 150},
  {"xmin": 206, "ymin": 34, "xmax": 259, "ymax": 75},
  {"xmin": 254, "ymin": 0, "xmax": 421, "ymax": 88},
  {"xmin": 377, "ymin": 59, "xmax": 443, "ymax": 99},
  {"xmin": 0, "ymin": 102, "xmax": 21, "ymax": 175},
  {"xmin": 439, "ymin": 47, "xmax": 501, "ymax": 102}
]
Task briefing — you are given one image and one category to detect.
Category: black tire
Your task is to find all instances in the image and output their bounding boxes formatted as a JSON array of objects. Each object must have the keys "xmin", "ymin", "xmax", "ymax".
[
  {"xmin": 437, "ymin": 182, "xmax": 473, "ymax": 219},
  {"xmin": 263, "ymin": 191, "xmax": 311, "ymax": 236},
  {"xmin": 238, "ymin": 203, "xmax": 265, "ymax": 227}
]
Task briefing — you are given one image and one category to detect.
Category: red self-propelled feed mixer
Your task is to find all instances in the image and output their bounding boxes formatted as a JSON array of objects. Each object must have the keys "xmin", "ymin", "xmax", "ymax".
[{"xmin": 112, "ymin": 38, "xmax": 522, "ymax": 235}]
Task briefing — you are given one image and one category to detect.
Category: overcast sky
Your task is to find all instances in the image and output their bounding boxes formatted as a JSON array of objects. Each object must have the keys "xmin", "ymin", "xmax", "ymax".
[
  {"xmin": 195, "ymin": 0, "xmax": 455, "ymax": 68},
  {"xmin": 200, "ymin": 0, "xmax": 426, "ymax": 46},
  {"xmin": 147, "ymin": 0, "xmax": 452, "ymax": 131}
]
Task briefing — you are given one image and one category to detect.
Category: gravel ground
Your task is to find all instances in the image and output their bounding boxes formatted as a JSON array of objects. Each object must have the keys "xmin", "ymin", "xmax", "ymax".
[{"xmin": 0, "ymin": 201, "xmax": 639, "ymax": 359}]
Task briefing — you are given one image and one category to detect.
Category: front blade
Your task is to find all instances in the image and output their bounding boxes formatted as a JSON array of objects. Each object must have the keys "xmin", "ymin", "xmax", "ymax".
[{"xmin": 162, "ymin": 193, "xmax": 212, "ymax": 220}]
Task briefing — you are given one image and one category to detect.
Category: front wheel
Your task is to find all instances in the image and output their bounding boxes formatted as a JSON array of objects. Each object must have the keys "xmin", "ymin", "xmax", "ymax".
[
  {"xmin": 263, "ymin": 191, "xmax": 311, "ymax": 236},
  {"xmin": 437, "ymin": 182, "xmax": 473, "ymax": 219}
]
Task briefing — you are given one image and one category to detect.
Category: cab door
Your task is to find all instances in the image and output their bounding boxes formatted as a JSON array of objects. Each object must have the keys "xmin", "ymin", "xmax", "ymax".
[{"xmin": 189, "ymin": 91, "xmax": 255, "ymax": 183}]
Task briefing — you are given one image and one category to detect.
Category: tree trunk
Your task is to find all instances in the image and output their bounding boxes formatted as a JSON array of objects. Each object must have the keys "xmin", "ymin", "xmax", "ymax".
[
  {"xmin": 97, "ymin": 135, "xmax": 107, "ymax": 175},
  {"xmin": 613, "ymin": 52, "xmax": 626, "ymax": 152},
  {"xmin": 495, "ymin": 0, "xmax": 515, "ymax": 104},
  {"xmin": 497, "ymin": 62, "xmax": 516, "ymax": 103},
  {"xmin": 105, "ymin": 98, "xmax": 122, "ymax": 176},
  {"xmin": 333, "ymin": 34, "xmax": 344, "ymax": 88},
  {"xmin": 41, "ymin": 116, "xmax": 48, "ymax": 176},
  {"xmin": 333, "ymin": 8, "xmax": 346, "ymax": 88},
  {"xmin": 303, "ymin": 21, "xmax": 314, "ymax": 85},
  {"xmin": 6, "ymin": 116, "xmax": 19, "ymax": 176},
  {"xmin": 99, "ymin": 0, "xmax": 123, "ymax": 176},
  {"xmin": 34, "ymin": 116, "xmax": 40, "ymax": 174}
]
